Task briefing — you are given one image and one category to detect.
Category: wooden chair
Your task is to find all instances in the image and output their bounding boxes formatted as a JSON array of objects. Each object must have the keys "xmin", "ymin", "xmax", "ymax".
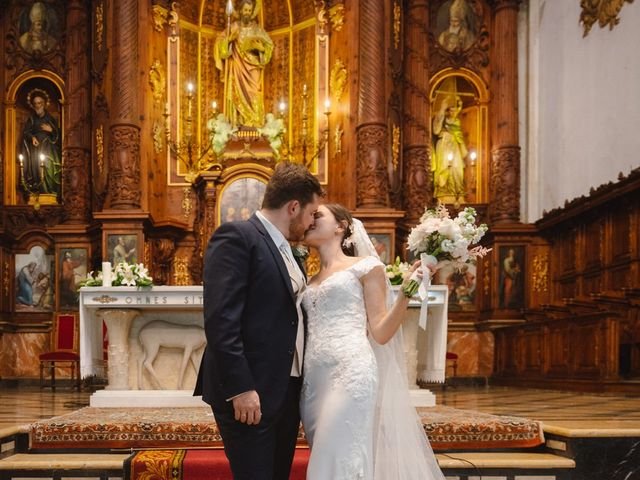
[{"xmin": 39, "ymin": 313, "xmax": 81, "ymax": 391}]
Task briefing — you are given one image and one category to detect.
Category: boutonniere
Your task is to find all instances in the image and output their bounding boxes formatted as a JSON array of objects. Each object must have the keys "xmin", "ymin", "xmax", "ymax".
[{"xmin": 291, "ymin": 244, "xmax": 309, "ymax": 263}]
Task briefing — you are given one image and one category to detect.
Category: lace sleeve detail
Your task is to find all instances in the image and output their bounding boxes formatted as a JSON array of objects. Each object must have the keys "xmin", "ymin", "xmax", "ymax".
[{"xmin": 351, "ymin": 256, "xmax": 385, "ymax": 279}]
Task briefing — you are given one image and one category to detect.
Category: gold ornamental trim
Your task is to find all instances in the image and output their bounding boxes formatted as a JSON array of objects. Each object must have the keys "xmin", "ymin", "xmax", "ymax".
[
  {"xmin": 532, "ymin": 252, "xmax": 549, "ymax": 293},
  {"xmin": 330, "ymin": 59, "xmax": 348, "ymax": 103},
  {"xmin": 393, "ymin": 1, "xmax": 401, "ymax": 49},
  {"xmin": 92, "ymin": 295, "xmax": 118, "ymax": 304},
  {"xmin": 152, "ymin": 5, "xmax": 168, "ymax": 33},
  {"xmin": 330, "ymin": 3, "xmax": 345, "ymax": 31},
  {"xmin": 391, "ymin": 125, "xmax": 401, "ymax": 171},
  {"xmin": 96, "ymin": 125, "xmax": 104, "ymax": 173},
  {"xmin": 95, "ymin": 1, "xmax": 104, "ymax": 51},
  {"xmin": 580, "ymin": 0, "xmax": 634, "ymax": 37}
]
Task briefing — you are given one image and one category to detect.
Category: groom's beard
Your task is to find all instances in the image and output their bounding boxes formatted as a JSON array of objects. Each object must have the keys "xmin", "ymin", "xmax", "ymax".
[{"xmin": 288, "ymin": 212, "xmax": 309, "ymax": 242}]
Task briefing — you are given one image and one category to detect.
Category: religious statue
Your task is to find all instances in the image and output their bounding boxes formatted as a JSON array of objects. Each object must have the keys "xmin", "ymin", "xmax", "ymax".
[
  {"xmin": 432, "ymin": 96, "xmax": 468, "ymax": 204},
  {"xmin": 438, "ymin": 0, "xmax": 476, "ymax": 52},
  {"xmin": 19, "ymin": 89, "xmax": 62, "ymax": 196},
  {"xmin": 214, "ymin": 0, "xmax": 273, "ymax": 127},
  {"xmin": 19, "ymin": 2, "xmax": 58, "ymax": 54}
]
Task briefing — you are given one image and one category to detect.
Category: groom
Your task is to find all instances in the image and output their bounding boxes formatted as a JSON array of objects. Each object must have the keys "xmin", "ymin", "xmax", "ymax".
[{"xmin": 195, "ymin": 162, "xmax": 323, "ymax": 479}]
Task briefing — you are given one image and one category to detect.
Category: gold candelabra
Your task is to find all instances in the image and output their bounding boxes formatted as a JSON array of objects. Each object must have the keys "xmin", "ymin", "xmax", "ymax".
[
  {"xmin": 280, "ymin": 84, "xmax": 331, "ymax": 167},
  {"xmin": 18, "ymin": 152, "xmax": 57, "ymax": 208},
  {"xmin": 163, "ymin": 82, "xmax": 217, "ymax": 184}
]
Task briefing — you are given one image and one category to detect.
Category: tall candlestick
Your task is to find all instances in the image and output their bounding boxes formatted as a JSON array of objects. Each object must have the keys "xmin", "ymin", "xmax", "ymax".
[{"xmin": 324, "ymin": 98, "xmax": 331, "ymax": 114}]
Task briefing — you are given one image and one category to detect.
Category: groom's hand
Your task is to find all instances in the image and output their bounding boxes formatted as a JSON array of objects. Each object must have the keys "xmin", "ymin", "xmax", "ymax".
[{"xmin": 232, "ymin": 390, "xmax": 262, "ymax": 425}]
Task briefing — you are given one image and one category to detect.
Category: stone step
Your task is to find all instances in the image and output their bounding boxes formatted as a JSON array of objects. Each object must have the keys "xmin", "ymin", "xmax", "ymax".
[
  {"xmin": 0, "ymin": 451, "xmax": 574, "ymax": 480},
  {"xmin": 0, "ymin": 453, "xmax": 128, "ymax": 479}
]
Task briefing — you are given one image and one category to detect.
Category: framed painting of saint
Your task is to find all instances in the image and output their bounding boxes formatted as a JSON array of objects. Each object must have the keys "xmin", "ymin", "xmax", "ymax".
[
  {"xmin": 498, "ymin": 245, "xmax": 526, "ymax": 310},
  {"xmin": 106, "ymin": 234, "xmax": 139, "ymax": 266},
  {"xmin": 15, "ymin": 245, "xmax": 54, "ymax": 312},
  {"xmin": 58, "ymin": 248, "xmax": 87, "ymax": 310}
]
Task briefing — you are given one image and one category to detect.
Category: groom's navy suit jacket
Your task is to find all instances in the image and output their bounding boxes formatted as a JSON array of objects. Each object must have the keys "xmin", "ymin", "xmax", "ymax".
[{"xmin": 195, "ymin": 214, "xmax": 301, "ymax": 418}]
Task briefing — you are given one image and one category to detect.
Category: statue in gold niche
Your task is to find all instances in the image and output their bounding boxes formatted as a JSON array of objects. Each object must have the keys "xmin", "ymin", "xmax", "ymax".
[
  {"xmin": 214, "ymin": 0, "xmax": 273, "ymax": 127},
  {"xmin": 432, "ymin": 95, "xmax": 468, "ymax": 204}
]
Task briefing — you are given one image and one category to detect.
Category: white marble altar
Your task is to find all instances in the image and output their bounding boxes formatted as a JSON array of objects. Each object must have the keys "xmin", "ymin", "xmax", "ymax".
[{"xmin": 80, "ymin": 285, "xmax": 448, "ymax": 407}]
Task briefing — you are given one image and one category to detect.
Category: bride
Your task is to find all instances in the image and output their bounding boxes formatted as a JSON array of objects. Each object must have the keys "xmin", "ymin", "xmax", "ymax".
[{"xmin": 300, "ymin": 204, "xmax": 445, "ymax": 480}]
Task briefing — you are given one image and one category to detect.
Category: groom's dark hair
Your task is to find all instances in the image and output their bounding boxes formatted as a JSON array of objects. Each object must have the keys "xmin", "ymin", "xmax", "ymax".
[{"xmin": 262, "ymin": 162, "xmax": 324, "ymax": 209}]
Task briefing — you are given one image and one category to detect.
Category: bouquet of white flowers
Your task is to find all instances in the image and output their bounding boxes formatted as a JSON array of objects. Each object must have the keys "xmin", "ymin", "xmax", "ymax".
[
  {"xmin": 403, "ymin": 204, "xmax": 490, "ymax": 297},
  {"xmin": 79, "ymin": 262, "xmax": 153, "ymax": 288}
]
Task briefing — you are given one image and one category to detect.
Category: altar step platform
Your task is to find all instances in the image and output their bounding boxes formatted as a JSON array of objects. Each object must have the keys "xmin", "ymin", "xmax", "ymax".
[{"xmin": 0, "ymin": 403, "xmax": 585, "ymax": 480}]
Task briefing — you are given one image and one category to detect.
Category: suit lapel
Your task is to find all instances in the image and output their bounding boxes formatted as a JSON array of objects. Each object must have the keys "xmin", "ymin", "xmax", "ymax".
[{"xmin": 248, "ymin": 215, "xmax": 296, "ymax": 303}]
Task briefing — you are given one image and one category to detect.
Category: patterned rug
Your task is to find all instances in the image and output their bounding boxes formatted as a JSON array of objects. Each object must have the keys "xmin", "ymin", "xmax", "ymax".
[
  {"xmin": 30, "ymin": 405, "xmax": 543, "ymax": 451},
  {"xmin": 124, "ymin": 448, "xmax": 309, "ymax": 480}
]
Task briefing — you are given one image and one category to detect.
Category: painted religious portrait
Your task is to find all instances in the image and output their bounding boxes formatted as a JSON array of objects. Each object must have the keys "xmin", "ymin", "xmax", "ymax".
[
  {"xmin": 219, "ymin": 177, "xmax": 267, "ymax": 224},
  {"xmin": 368, "ymin": 233, "xmax": 391, "ymax": 265},
  {"xmin": 15, "ymin": 246, "xmax": 54, "ymax": 312},
  {"xmin": 18, "ymin": 2, "xmax": 60, "ymax": 55},
  {"xmin": 434, "ymin": 262, "xmax": 477, "ymax": 312},
  {"xmin": 499, "ymin": 246, "xmax": 525, "ymax": 310},
  {"xmin": 16, "ymin": 77, "xmax": 62, "ymax": 200},
  {"xmin": 434, "ymin": 0, "xmax": 479, "ymax": 53},
  {"xmin": 107, "ymin": 234, "xmax": 138, "ymax": 265},
  {"xmin": 430, "ymin": 75, "xmax": 482, "ymax": 205},
  {"xmin": 59, "ymin": 248, "xmax": 87, "ymax": 309}
]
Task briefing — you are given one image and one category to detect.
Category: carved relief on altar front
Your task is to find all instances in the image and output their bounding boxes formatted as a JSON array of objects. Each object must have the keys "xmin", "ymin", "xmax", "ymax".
[{"xmin": 129, "ymin": 315, "xmax": 205, "ymax": 390}]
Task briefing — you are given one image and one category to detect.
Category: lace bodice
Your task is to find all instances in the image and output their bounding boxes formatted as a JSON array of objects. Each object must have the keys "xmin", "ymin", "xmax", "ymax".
[{"xmin": 301, "ymin": 256, "xmax": 383, "ymax": 397}]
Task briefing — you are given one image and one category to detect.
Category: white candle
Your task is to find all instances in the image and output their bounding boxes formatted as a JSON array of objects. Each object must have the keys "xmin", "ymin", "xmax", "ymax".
[{"xmin": 102, "ymin": 261, "xmax": 112, "ymax": 287}]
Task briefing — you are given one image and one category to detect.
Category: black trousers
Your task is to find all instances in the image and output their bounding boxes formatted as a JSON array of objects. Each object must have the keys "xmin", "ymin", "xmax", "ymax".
[{"xmin": 214, "ymin": 377, "xmax": 302, "ymax": 480}]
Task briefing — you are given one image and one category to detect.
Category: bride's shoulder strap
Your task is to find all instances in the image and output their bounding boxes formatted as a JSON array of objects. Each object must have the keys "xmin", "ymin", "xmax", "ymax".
[{"xmin": 351, "ymin": 256, "xmax": 384, "ymax": 279}]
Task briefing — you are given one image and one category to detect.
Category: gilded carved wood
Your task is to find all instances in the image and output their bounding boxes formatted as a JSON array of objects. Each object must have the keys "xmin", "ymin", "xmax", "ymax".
[{"xmin": 580, "ymin": 0, "xmax": 635, "ymax": 37}]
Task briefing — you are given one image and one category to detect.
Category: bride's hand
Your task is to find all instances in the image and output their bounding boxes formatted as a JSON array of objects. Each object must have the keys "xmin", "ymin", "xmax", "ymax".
[{"xmin": 401, "ymin": 261, "xmax": 422, "ymax": 290}]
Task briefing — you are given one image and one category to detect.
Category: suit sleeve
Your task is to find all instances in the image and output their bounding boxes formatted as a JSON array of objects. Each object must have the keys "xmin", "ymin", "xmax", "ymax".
[{"xmin": 203, "ymin": 222, "xmax": 255, "ymax": 399}]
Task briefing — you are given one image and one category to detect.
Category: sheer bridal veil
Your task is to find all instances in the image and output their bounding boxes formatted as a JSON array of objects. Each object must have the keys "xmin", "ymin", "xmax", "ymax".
[{"xmin": 351, "ymin": 219, "xmax": 445, "ymax": 480}]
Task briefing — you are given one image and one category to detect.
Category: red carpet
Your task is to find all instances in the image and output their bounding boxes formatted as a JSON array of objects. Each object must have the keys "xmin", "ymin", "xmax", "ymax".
[{"xmin": 125, "ymin": 448, "xmax": 309, "ymax": 480}]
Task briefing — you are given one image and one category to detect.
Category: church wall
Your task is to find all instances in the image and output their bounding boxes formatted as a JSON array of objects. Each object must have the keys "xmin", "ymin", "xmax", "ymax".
[{"xmin": 523, "ymin": 0, "xmax": 640, "ymax": 220}]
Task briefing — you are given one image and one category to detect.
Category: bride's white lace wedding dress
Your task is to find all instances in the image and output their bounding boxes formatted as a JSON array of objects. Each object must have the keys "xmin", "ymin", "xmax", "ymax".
[{"xmin": 300, "ymin": 255, "xmax": 445, "ymax": 480}]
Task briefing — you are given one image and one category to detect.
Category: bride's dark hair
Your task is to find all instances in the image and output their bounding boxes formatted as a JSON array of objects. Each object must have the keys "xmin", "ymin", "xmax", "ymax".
[{"xmin": 324, "ymin": 203, "xmax": 355, "ymax": 256}]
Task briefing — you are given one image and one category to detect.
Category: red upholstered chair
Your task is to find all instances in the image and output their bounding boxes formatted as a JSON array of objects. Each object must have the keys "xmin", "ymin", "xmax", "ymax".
[{"xmin": 39, "ymin": 313, "xmax": 81, "ymax": 391}]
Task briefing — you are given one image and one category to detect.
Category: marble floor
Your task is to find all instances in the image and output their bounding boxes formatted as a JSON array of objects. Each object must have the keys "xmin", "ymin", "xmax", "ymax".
[{"xmin": 1, "ymin": 385, "xmax": 639, "ymax": 437}]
